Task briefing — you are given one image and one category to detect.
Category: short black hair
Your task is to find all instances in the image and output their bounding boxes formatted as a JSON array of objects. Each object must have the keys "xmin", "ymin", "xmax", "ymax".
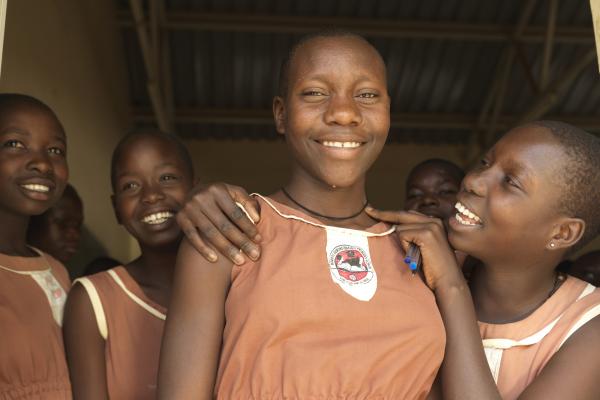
[
  {"xmin": 407, "ymin": 158, "xmax": 465, "ymax": 188},
  {"xmin": 0, "ymin": 93, "xmax": 64, "ymax": 133},
  {"xmin": 530, "ymin": 120, "xmax": 600, "ymax": 250},
  {"xmin": 110, "ymin": 130, "xmax": 194, "ymax": 191},
  {"xmin": 277, "ymin": 30, "xmax": 386, "ymax": 97}
]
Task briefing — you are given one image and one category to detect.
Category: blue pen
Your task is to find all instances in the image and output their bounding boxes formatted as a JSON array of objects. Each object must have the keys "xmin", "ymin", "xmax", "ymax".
[{"xmin": 404, "ymin": 243, "xmax": 421, "ymax": 275}]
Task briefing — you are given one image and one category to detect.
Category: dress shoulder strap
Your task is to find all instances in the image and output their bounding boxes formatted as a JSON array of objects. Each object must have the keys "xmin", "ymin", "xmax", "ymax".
[{"xmin": 74, "ymin": 277, "xmax": 109, "ymax": 340}]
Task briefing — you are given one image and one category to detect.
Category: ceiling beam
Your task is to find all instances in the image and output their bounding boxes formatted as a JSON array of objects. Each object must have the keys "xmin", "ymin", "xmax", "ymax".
[
  {"xmin": 517, "ymin": 47, "xmax": 597, "ymax": 124},
  {"xmin": 131, "ymin": 108, "xmax": 600, "ymax": 132},
  {"xmin": 128, "ymin": 0, "xmax": 174, "ymax": 133},
  {"xmin": 117, "ymin": 11, "xmax": 594, "ymax": 44}
]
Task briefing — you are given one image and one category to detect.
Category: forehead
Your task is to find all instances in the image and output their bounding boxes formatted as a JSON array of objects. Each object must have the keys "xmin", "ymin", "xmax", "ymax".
[
  {"xmin": 289, "ymin": 36, "xmax": 386, "ymax": 83},
  {"xmin": 495, "ymin": 127, "xmax": 565, "ymax": 168},
  {"xmin": 491, "ymin": 127, "xmax": 568, "ymax": 194},
  {"xmin": 0, "ymin": 104, "xmax": 65, "ymax": 140},
  {"xmin": 49, "ymin": 195, "xmax": 83, "ymax": 218},
  {"xmin": 408, "ymin": 164, "xmax": 461, "ymax": 186},
  {"xmin": 116, "ymin": 135, "xmax": 184, "ymax": 170}
]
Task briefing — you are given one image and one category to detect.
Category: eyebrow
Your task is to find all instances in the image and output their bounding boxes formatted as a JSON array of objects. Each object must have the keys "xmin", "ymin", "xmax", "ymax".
[
  {"xmin": 302, "ymin": 74, "xmax": 382, "ymax": 85},
  {"xmin": 0, "ymin": 127, "xmax": 67, "ymax": 144}
]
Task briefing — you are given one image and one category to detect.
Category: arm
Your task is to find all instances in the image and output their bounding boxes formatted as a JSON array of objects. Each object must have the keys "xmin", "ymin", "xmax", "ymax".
[
  {"xmin": 62, "ymin": 283, "xmax": 109, "ymax": 400},
  {"xmin": 367, "ymin": 208, "xmax": 600, "ymax": 399},
  {"xmin": 157, "ymin": 238, "xmax": 234, "ymax": 399},
  {"xmin": 177, "ymin": 182, "xmax": 262, "ymax": 265}
]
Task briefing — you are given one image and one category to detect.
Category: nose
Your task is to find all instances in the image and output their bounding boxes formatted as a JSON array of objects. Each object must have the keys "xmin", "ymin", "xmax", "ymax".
[
  {"xmin": 141, "ymin": 184, "xmax": 166, "ymax": 204},
  {"xmin": 27, "ymin": 150, "xmax": 53, "ymax": 175},
  {"xmin": 462, "ymin": 169, "xmax": 487, "ymax": 197},
  {"xmin": 420, "ymin": 194, "xmax": 439, "ymax": 207},
  {"xmin": 324, "ymin": 93, "xmax": 362, "ymax": 126}
]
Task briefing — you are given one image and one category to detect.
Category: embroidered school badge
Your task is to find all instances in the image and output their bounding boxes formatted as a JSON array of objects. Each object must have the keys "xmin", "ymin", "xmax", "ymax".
[{"xmin": 326, "ymin": 228, "xmax": 377, "ymax": 301}]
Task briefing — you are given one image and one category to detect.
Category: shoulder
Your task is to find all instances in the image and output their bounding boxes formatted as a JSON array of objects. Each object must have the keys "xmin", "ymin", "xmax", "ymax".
[{"xmin": 65, "ymin": 278, "xmax": 109, "ymax": 340}]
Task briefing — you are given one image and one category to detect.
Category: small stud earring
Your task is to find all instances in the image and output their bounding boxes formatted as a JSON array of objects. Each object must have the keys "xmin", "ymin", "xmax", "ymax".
[{"xmin": 549, "ymin": 242, "xmax": 556, "ymax": 248}]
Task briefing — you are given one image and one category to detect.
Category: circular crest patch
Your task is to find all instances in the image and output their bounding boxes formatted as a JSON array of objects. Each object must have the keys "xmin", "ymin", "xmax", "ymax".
[{"xmin": 328, "ymin": 245, "xmax": 374, "ymax": 285}]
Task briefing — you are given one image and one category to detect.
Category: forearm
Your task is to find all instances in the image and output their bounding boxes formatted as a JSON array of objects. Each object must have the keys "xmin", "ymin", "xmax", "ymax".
[{"xmin": 435, "ymin": 280, "xmax": 501, "ymax": 400}]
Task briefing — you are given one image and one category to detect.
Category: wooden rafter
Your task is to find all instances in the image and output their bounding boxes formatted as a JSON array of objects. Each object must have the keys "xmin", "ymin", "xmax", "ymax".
[
  {"xmin": 540, "ymin": 0, "xmax": 558, "ymax": 89},
  {"xmin": 128, "ymin": 0, "xmax": 173, "ymax": 133},
  {"xmin": 131, "ymin": 108, "xmax": 600, "ymax": 132},
  {"xmin": 117, "ymin": 11, "xmax": 594, "ymax": 44},
  {"xmin": 517, "ymin": 48, "xmax": 597, "ymax": 124}
]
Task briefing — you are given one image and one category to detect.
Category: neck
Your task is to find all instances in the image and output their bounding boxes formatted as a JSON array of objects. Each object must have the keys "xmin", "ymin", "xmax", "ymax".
[
  {"xmin": 276, "ymin": 169, "xmax": 373, "ymax": 229},
  {"xmin": 470, "ymin": 257, "xmax": 560, "ymax": 324},
  {"xmin": 125, "ymin": 240, "xmax": 179, "ymax": 307},
  {"xmin": 0, "ymin": 209, "xmax": 34, "ymax": 256}
]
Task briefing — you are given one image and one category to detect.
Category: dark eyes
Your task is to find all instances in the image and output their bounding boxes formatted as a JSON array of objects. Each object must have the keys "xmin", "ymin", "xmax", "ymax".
[
  {"xmin": 504, "ymin": 175, "xmax": 519, "ymax": 188},
  {"xmin": 3, "ymin": 139, "xmax": 25, "ymax": 149},
  {"xmin": 2, "ymin": 140, "xmax": 65, "ymax": 156},
  {"xmin": 48, "ymin": 147, "xmax": 65, "ymax": 156},
  {"xmin": 439, "ymin": 189, "xmax": 457, "ymax": 195},
  {"xmin": 121, "ymin": 182, "xmax": 139, "ymax": 191},
  {"xmin": 301, "ymin": 91, "xmax": 379, "ymax": 99},
  {"xmin": 357, "ymin": 92, "xmax": 378, "ymax": 99},
  {"xmin": 160, "ymin": 174, "xmax": 178, "ymax": 182},
  {"xmin": 303, "ymin": 90, "xmax": 325, "ymax": 96}
]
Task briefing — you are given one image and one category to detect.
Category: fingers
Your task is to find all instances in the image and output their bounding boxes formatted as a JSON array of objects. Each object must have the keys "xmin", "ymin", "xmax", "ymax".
[
  {"xmin": 176, "ymin": 213, "xmax": 218, "ymax": 262},
  {"xmin": 176, "ymin": 182, "xmax": 261, "ymax": 265},
  {"xmin": 188, "ymin": 199, "xmax": 251, "ymax": 265},
  {"xmin": 221, "ymin": 186, "xmax": 261, "ymax": 242},
  {"xmin": 227, "ymin": 185, "xmax": 261, "ymax": 225}
]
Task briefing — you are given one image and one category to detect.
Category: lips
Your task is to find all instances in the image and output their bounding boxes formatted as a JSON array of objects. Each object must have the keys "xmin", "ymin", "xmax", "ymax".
[
  {"xmin": 18, "ymin": 178, "xmax": 56, "ymax": 200},
  {"xmin": 454, "ymin": 201, "xmax": 483, "ymax": 226},
  {"xmin": 140, "ymin": 210, "xmax": 175, "ymax": 225},
  {"xmin": 318, "ymin": 140, "xmax": 364, "ymax": 149}
]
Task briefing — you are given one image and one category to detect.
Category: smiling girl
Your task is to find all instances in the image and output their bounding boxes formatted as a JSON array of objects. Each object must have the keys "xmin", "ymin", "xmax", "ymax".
[
  {"xmin": 62, "ymin": 131, "xmax": 194, "ymax": 399},
  {"xmin": 0, "ymin": 94, "xmax": 71, "ymax": 398},
  {"xmin": 158, "ymin": 32, "xmax": 445, "ymax": 399},
  {"xmin": 368, "ymin": 121, "xmax": 600, "ymax": 399}
]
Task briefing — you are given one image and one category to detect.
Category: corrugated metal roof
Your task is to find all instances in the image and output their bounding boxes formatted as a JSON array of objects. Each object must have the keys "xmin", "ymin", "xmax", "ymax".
[{"xmin": 117, "ymin": 0, "xmax": 599, "ymax": 143}]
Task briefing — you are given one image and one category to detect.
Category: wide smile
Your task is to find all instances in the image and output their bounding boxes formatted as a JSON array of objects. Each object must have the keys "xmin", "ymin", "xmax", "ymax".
[
  {"xmin": 453, "ymin": 201, "xmax": 483, "ymax": 226},
  {"xmin": 141, "ymin": 210, "xmax": 175, "ymax": 226},
  {"xmin": 318, "ymin": 140, "xmax": 365, "ymax": 149},
  {"xmin": 18, "ymin": 180, "xmax": 55, "ymax": 201},
  {"xmin": 21, "ymin": 183, "xmax": 50, "ymax": 193}
]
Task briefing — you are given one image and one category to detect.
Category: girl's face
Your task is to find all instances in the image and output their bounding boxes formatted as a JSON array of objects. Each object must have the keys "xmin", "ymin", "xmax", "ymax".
[
  {"xmin": 112, "ymin": 136, "xmax": 193, "ymax": 249},
  {"xmin": 405, "ymin": 164, "xmax": 461, "ymax": 221},
  {"xmin": 30, "ymin": 192, "xmax": 83, "ymax": 263},
  {"xmin": 274, "ymin": 36, "xmax": 390, "ymax": 189},
  {"xmin": 448, "ymin": 126, "xmax": 568, "ymax": 264},
  {"xmin": 0, "ymin": 106, "xmax": 68, "ymax": 217}
]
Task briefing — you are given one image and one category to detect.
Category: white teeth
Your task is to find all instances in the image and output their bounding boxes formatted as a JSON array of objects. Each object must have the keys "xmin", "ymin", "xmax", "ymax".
[
  {"xmin": 21, "ymin": 184, "xmax": 50, "ymax": 193},
  {"xmin": 142, "ymin": 211, "xmax": 174, "ymax": 225},
  {"xmin": 321, "ymin": 141, "xmax": 362, "ymax": 149},
  {"xmin": 454, "ymin": 202, "xmax": 482, "ymax": 224},
  {"xmin": 455, "ymin": 213, "xmax": 478, "ymax": 226}
]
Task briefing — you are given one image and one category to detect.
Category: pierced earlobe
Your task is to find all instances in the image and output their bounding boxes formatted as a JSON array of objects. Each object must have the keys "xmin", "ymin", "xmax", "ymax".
[{"xmin": 549, "ymin": 242, "xmax": 556, "ymax": 249}]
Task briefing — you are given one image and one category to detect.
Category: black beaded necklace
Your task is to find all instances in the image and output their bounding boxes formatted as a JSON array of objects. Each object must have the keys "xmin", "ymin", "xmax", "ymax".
[{"xmin": 281, "ymin": 187, "xmax": 369, "ymax": 221}]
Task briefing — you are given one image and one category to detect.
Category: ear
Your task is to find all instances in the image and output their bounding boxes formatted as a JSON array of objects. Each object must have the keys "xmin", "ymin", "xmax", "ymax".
[
  {"xmin": 272, "ymin": 96, "xmax": 286, "ymax": 135},
  {"xmin": 111, "ymin": 194, "xmax": 122, "ymax": 225},
  {"xmin": 547, "ymin": 217, "xmax": 586, "ymax": 251}
]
